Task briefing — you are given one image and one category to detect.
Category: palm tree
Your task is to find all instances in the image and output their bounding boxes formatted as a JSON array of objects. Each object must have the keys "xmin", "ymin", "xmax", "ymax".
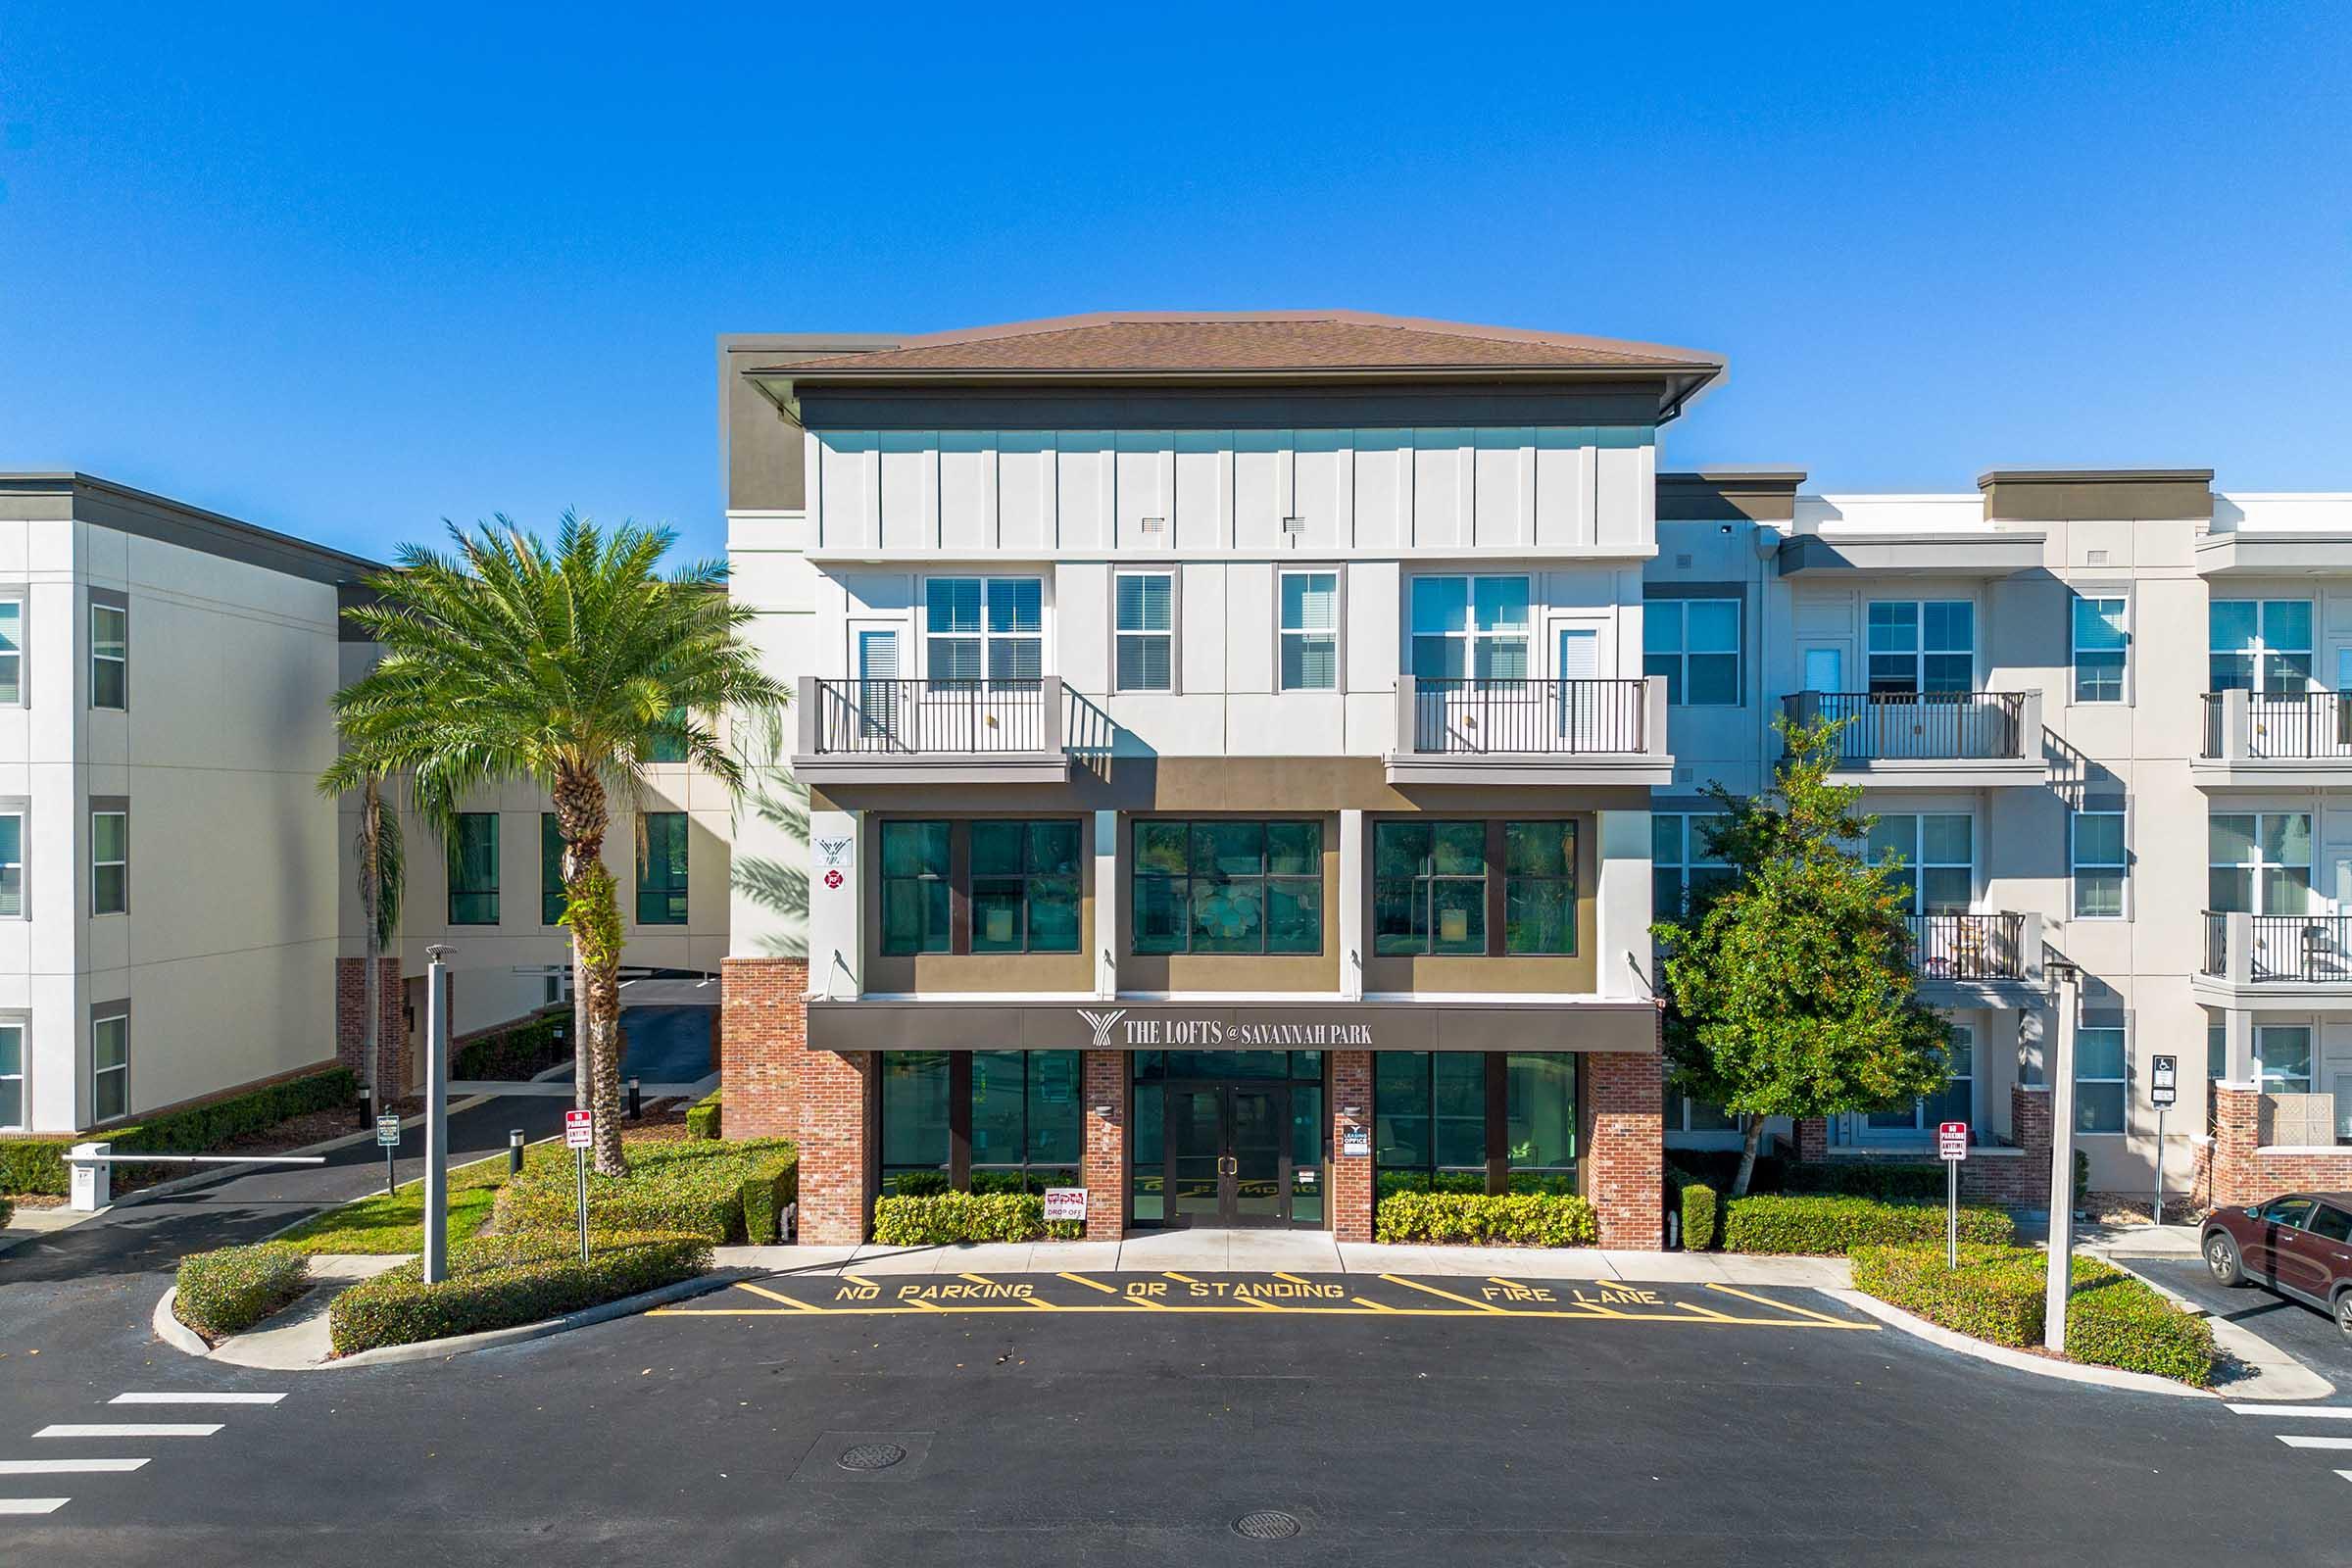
[
  {"xmin": 353, "ymin": 774, "xmax": 405, "ymax": 1108},
  {"xmin": 320, "ymin": 514, "xmax": 786, "ymax": 1174}
]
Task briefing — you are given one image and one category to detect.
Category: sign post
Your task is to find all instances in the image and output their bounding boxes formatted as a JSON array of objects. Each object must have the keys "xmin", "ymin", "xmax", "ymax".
[
  {"xmin": 564, "ymin": 1108, "xmax": 595, "ymax": 1264},
  {"xmin": 422, "ymin": 944, "xmax": 453, "ymax": 1285},
  {"xmin": 376, "ymin": 1113, "xmax": 403, "ymax": 1197},
  {"xmin": 1937, "ymin": 1120, "xmax": 1969, "ymax": 1269},
  {"xmin": 2150, "ymin": 1054, "xmax": 2178, "ymax": 1226}
]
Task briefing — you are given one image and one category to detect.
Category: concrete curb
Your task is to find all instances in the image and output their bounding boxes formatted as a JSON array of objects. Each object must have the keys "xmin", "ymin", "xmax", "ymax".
[
  {"xmin": 2102, "ymin": 1256, "xmax": 2336, "ymax": 1401},
  {"xmin": 151, "ymin": 1286, "xmax": 213, "ymax": 1358},
  {"xmin": 1823, "ymin": 1288, "xmax": 2216, "ymax": 1399}
]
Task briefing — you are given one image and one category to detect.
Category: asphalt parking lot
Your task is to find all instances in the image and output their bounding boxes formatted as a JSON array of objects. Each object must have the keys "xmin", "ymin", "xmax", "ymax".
[{"xmin": 2127, "ymin": 1255, "xmax": 2352, "ymax": 1386}]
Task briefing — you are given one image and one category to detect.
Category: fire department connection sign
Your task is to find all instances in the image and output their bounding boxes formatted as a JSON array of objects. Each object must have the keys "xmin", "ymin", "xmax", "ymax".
[
  {"xmin": 1043, "ymin": 1188, "xmax": 1087, "ymax": 1222},
  {"xmin": 1937, "ymin": 1121, "xmax": 1969, "ymax": 1161},
  {"xmin": 564, "ymin": 1109, "xmax": 594, "ymax": 1150}
]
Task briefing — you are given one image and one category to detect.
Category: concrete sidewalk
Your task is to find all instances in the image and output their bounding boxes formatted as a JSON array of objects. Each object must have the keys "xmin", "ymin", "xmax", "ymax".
[{"xmin": 712, "ymin": 1231, "xmax": 1854, "ymax": 1289}]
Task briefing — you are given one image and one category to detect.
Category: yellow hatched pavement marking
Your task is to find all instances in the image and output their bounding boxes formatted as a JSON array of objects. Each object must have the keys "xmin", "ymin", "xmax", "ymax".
[
  {"xmin": 733, "ymin": 1281, "xmax": 823, "ymax": 1312},
  {"xmin": 841, "ymin": 1274, "xmax": 880, "ymax": 1291},
  {"xmin": 1672, "ymin": 1299, "xmax": 1738, "ymax": 1322},
  {"xmin": 1379, "ymin": 1275, "xmax": 1508, "ymax": 1312},
  {"xmin": 1702, "ymin": 1281, "xmax": 1857, "ymax": 1326},
  {"xmin": 1273, "ymin": 1272, "xmax": 1317, "ymax": 1286},
  {"xmin": 1058, "ymin": 1272, "xmax": 1120, "ymax": 1294},
  {"xmin": 1162, "ymin": 1271, "xmax": 1200, "ymax": 1285},
  {"xmin": 1352, "ymin": 1297, "xmax": 1398, "ymax": 1312},
  {"xmin": 959, "ymin": 1273, "xmax": 1002, "ymax": 1287}
]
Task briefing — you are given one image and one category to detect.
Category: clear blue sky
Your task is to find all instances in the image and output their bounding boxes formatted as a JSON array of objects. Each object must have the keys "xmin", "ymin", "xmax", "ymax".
[{"xmin": 3, "ymin": 2, "xmax": 2345, "ymax": 564}]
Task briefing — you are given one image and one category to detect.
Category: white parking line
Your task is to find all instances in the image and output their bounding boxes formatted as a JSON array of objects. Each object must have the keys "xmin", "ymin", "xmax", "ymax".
[
  {"xmin": 0, "ymin": 1459, "xmax": 150, "ymax": 1474},
  {"xmin": 0, "ymin": 1498, "xmax": 70, "ymax": 1515},
  {"xmin": 2277, "ymin": 1435, "xmax": 2352, "ymax": 1450},
  {"xmin": 2338, "ymin": 1470, "xmax": 2352, "ymax": 1485},
  {"xmin": 108, "ymin": 1393, "xmax": 284, "ymax": 1406},
  {"xmin": 2228, "ymin": 1403, "xmax": 2352, "ymax": 1418},
  {"xmin": 33, "ymin": 1424, "xmax": 220, "ymax": 1440}
]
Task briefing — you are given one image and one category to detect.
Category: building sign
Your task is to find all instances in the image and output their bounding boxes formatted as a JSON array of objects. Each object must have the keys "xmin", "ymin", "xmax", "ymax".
[
  {"xmin": 1097, "ymin": 1010, "xmax": 1376, "ymax": 1049},
  {"xmin": 1043, "ymin": 1187, "xmax": 1088, "ymax": 1222},
  {"xmin": 1341, "ymin": 1130, "xmax": 1370, "ymax": 1157}
]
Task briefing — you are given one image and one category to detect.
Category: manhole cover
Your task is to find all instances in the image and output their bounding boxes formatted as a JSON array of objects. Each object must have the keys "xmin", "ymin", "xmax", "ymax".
[
  {"xmin": 1233, "ymin": 1511, "xmax": 1302, "ymax": 1541},
  {"xmin": 837, "ymin": 1443, "xmax": 907, "ymax": 1472}
]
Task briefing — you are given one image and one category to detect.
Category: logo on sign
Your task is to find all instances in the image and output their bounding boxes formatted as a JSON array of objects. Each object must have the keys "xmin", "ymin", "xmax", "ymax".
[
  {"xmin": 823, "ymin": 868, "xmax": 843, "ymax": 890},
  {"xmin": 1043, "ymin": 1187, "xmax": 1088, "ymax": 1222},
  {"xmin": 564, "ymin": 1109, "xmax": 595, "ymax": 1150},
  {"xmin": 1075, "ymin": 1007, "xmax": 1128, "ymax": 1051},
  {"xmin": 813, "ymin": 836, "xmax": 854, "ymax": 869}
]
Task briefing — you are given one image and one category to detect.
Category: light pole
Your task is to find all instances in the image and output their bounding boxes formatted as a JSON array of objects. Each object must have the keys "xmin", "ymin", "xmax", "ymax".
[
  {"xmin": 423, "ymin": 943, "xmax": 454, "ymax": 1285},
  {"xmin": 2042, "ymin": 956, "xmax": 2082, "ymax": 1353}
]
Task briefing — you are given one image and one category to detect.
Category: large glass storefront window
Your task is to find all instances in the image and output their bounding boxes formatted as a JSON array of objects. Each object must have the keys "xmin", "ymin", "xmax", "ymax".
[
  {"xmin": 1375, "ymin": 1051, "xmax": 1581, "ymax": 1203},
  {"xmin": 878, "ymin": 1050, "xmax": 1083, "ymax": 1196},
  {"xmin": 1131, "ymin": 1052, "xmax": 1325, "ymax": 1228},
  {"xmin": 1505, "ymin": 1053, "xmax": 1578, "ymax": 1194}
]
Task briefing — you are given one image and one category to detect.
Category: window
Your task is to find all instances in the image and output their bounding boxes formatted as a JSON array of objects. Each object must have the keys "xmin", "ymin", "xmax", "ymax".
[
  {"xmin": 1409, "ymin": 575, "xmax": 1529, "ymax": 683},
  {"xmin": 0, "ymin": 1020, "xmax": 21, "ymax": 1129},
  {"xmin": 1377, "ymin": 1051, "xmax": 1580, "ymax": 1198},
  {"xmin": 2257, "ymin": 1196, "xmax": 2317, "ymax": 1228},
  {"xmin": 92, "ymin": 1010, "xmax": 128, "ymax": 1122},
  {"xmin": 879, "ymin": 1050, "xmax": 951, "ymax": 1194},
  {"xmin": 447, "ymin": 812, "xmax": 500, "ymax": 925},
  {"xmin": 1505, "ymin": 1054, "xmax": 1578, "ymax": 1192},
  {"xmin": 1133, "ymin": 819, "xmax": 1319, "ymax": 955},
  {"xmin": 2076, "ymin": 1016, "xmax": 2128, "ymax": 1134},
  {"xmin": 2256, "ymin": 1023, "xmax": 2313, "ymax": 1094},
  {"xmin": 90, "ymin": 600, "xmax": 126, "ymax": 710},
  {"xmin": 2309, "ymin": 1204, "xmax": 2352, "ymax": 1244},
  {"xmin": 2210, "ymin": 600, "xmax": 2313, "ymax": 694},
  {"xmin": 879, "ymin": 1049, "xmax": 1083, "ymax": 1197},
  {"xmin": 1865, "ymin": 1023, "xmax": 1974, "ymax": 1135},
  {"xmin": 1866, "ymin": 600, "xmax": 1974, "ymax": 693},
  {"xmin": 540, "ymin": 813, "xmax": 565, "ymax": 926},
  {"xmin": 1666, "ymin": 1091, "xmax": 1739, "ymax": 1134},
  {"xmin": 0, "ymin": 809, "xmax": 20, "ymax": 917},
  {"xmin": 1867, "ymin": 813, "xmax": 1972, "ymax": 913},
  {"xmin": 1114, "ymin": 571, "xmax": 1173, "ymax": 691},
  {"xmin": 1643, "ymin": 600, "xmax": 1740, "ymax": 706},
  {"xmin": 0, "ymin": 598, "xmax": 21, "ymax": 706},
  {"xmin": 2208, "ymin": 812, "xmax": 2312, "ymax": 913},
  {"xmin": 2072, "ymin": 809, "xmax": 2128, "ymax": 918},
  {"xmin": 2072, "ymin": 595, "xmax": 2128, "ymax": 703},
  {"xmin": 927, "ymin": 577, "xmax": 1043, "ymax": 685},
  {"xmin": 645, "ymin": 707, "xmax": 688, "ymax": 763},
  {"xmin": 970, "ymin": 821, "xmax": 1081, "ymax": 954},
  {"xmin": 880, "ymin": 821, "xmax": 950, "ymax": 955},
  {"xmin": 636, "ymin": 812, "xmax": 689, "ymax": 925},
  {"xmin": 1372, "ymin": 820, "xmax": 1576, "ymax": 956},
  {"xmin": 1278, "ymin": 570, "xmax": 1338, "ymax": 691},
  {"xmin": 1652, "ymin": 813, "xmax": 1734, "ymax": 918},
  {"xmin": 91, "ymin": 807, "xmax": 127, "ymax": 916}
]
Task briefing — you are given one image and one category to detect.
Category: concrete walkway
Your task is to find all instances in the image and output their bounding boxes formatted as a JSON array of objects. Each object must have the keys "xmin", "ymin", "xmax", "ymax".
[{"xmin": 711, "ymin": 1231, "xmax": 1855, "ymax": 1289}]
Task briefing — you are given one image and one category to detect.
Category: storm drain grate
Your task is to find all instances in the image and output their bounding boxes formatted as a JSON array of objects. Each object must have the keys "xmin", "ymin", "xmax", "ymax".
[
  {"xmin": 837, "ymin": 1443, "xmax": 908, "ymax": 1472},
  {"xmin": 1233, "ymin": 1511, "xmax": 1302, "ymax": 1541}
]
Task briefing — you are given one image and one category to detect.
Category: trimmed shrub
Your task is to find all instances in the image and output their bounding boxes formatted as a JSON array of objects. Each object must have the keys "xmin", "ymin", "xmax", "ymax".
[
  {"xmin": 327, "ymin": 1230, "xmax": 710, "ymax": 1355},
  {"xmin": 685, "ymin": 1093, "xmax": 721, "ymax": 1141},
  {"xmin": 452, "ymin": 1012, "xmax": 569, "ymax": 1081},
  {"xmin": 870, "ymin": 1192, "xmax": 1084, "ymax": 1245},
  {"xmin": 175, "ymin": 1243, "xmax": 310, "ymax": 1341},
  {"xmin": 492, "ymin": 1138, "xmax": 796, "ymax": 1244},
  {"xmin": 1, "ymin": 1136, "xmax": 88, "ymax": 1197},
  {"xmin": 1851, "ymin": 1243, "xmax": 2214, "ymax": 1386},
  {"xmin": 1375, "ymin": 1170, "xmax": 1490, "ymax": 1200},
  {"xmin": 1373, "ymin": 1191, "xmax": 1598, "ymax": 1247},
  {"xmin": 0, "ymin": 1192, "xmax": 12, "ymax": 1229},
  {"xmin": 1721, "ymin": 1194, "xmax": 2013, "ymax": 1254},
  {"xmin": 1680, "ymin": 1179, "xmax": 1722, "ymax": 1251},
  {"xmin": 3, "ymin": 1067, "xmax": 359, "ymax": 1195}
]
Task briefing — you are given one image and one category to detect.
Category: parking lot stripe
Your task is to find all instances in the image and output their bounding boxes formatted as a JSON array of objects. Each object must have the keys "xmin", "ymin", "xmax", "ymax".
[
  {"xmin": 1703, "ymin": 1282, "xmax": 1851, "ymax": 1325},
  {"xmin": 1672, "ymin": 1299, "xmax": 1738, "ymax": 1322},
  {"xmin": 840, "ymin": 1273, "xmax": 880, "ymax": 1291},
  {"xmin": 1058, "ymin": 1272, "xmax": 1119, "ymax": 1294},
  {"xmin": 1162, "ymin": 1271, "xmax": 1200, "ymax": 1286},
  {"xmin": 2229, "ymin": 1403, "xmax": 2352, "ymax": 1418},
  {"xmin": 109, "ymin": 1393, "xmax": 284, "ymax": 1406},
  {"xmin": 733, "ymin": 1282, "xmax": 822, "ymax": 1312},
  {"xmin": 34, "ymin": 1425, "xmax": 220, "ymax": 1440},
  {"xmin": 1380, "ymin": 1275, "xmax": 1506, "ymax": 1312},
  {"xmin": 0, "ymin": 1499, "xmax": 70, "ymax": 1515},
  {"xmin": 1273, "ymin": 1272, "xmax": 1316, "ymax": 1286},
  {"xmin": 1352, "ymin": 1297, "xmax": 1398, "ymax": 1312},
  {"xmin": 0, "ymin": 1459, "xmax": 150, "ymax": 1474},
  {"xmin": 2278, "ymin": 1436, "xmax": 2352, "ymax": 1450}
]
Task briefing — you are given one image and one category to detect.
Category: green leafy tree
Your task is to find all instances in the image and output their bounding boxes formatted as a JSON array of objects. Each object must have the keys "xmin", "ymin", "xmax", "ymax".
[
  {"xmin": 1653, "ymin": 713, "xmax": 1955, "ymax": 1198},
  {"xmin": 321, "ymin": 514, "xmax": 787, "ymax": 1174}
]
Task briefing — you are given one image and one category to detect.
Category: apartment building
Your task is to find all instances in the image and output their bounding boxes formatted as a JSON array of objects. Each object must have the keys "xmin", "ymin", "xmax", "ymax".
[{"xmin": 718, "ymin": 312, "xmax": 1703, "ymax": 1247}]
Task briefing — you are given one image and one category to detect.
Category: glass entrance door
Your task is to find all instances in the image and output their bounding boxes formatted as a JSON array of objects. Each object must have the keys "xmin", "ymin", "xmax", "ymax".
[{"xmin": 1163, "ymin": 1083, "xmax": 1293, "ymax": 1228}]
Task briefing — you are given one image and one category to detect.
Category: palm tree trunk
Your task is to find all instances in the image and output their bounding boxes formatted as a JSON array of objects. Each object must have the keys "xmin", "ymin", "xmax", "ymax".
[
  {"xmin": 361, "ymin": 778, "xmax": 383, "ymax": 1108},
  {"xmin": 553, "ymin": 768, "xmax": 627, "ymax": 1176}
]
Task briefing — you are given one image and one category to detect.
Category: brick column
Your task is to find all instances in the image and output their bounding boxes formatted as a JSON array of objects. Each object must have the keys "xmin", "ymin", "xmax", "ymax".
[
  {"xmin": 1794, "ymin": 1117, "xmax": 1828, "ymax": 1162},
  {"xmin": 1081, "ymin": 1051, "xmax": 1126, "ymax": 1241},
  {"xmin": 1331, "ymin": 1051, "xmax": 1373, "ymax": 1243},
  {"xmin": 1588, "ymin": 1052, "xmax": 1664, "ymax": 1250},
  {"xmin": 719, "ymin": 956, "xmax": 808, "ymax": 1139},
  {"xmin": 797, "ymin": 1048, "xmax": 873, "ymax": 1244},
  {"xmin": 2211, "ymin": 1084, "xmax": 2262, "ymax": 1208},
  {"xmin": 335, "ymin": 956, "xmax": 405, "ymax": 1104}
]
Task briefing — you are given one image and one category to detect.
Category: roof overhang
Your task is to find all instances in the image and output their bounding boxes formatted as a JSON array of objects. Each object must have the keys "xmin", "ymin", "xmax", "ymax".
[
  {"xmin": 2195, "ymin": 533, "xmax": 2352, "ymax": 577},
  {"xmin": 1777, "ymin": 531, "xmax": 2047, "ymax": 577}
]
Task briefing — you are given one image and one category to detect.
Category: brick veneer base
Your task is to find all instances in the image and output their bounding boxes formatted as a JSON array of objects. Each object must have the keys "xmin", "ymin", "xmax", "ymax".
[
  {"xmin": 1081, "ymin": 1051, "xmax": 1127, "ymax": 1240},
  {"xmin": 719, "ymin": 957, "xmax": 808, "ymax": 1141},
  {"xmin": 2200, "ymin": 1084, "xmax": 2352, "ymax": 1208},
  {"xmin": 1330, "ymin": 1052, "xmax": 1373, "ymax": 1242},
  {"xmin": 1588, "ymin": 1051, "xmax": 1664, "ymax": 1250},
  {"xmin": 334, "ymin": 956, "xmax": 406, "ymax": 1105}
]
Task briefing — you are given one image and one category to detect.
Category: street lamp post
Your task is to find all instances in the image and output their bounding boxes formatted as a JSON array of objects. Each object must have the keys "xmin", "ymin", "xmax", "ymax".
[
  {"xmin": 423, "ymin": 943, "xmax": 455, "ymax": 1285},
  {"xmin": 2042, "ymin": 957, "xmax": 2082, "ymax": 1353}
]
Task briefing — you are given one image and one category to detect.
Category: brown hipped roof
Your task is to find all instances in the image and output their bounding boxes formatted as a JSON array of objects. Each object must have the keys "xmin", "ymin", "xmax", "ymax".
[{"xmin": 781, "ymin": 311, "xmax": 1720, "ymax": 377}]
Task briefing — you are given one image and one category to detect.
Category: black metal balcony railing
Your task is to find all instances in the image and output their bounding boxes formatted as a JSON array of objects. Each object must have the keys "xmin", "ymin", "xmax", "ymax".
[
  {"xmin": 2203, "ymin": 910, "xmax": 2352, "ymax": 983},
  {"xmin": 2200, "ymin": 690, "xmax": 2352, "ymax": 760},
  {"xmin": 811, "ymin": 677, "xmax": 1050, "ymax": 755},
  {"xmin": 1408, "ymin": 677, "xmax": 1648, "ymax": 755},
  {"xmin": 1904, "ymin": 912, "xmax": 2027, "ymax": 981},
  {"xmin": 1782, "ymin": 691, "xmax": 2026, "ymax": 762}
]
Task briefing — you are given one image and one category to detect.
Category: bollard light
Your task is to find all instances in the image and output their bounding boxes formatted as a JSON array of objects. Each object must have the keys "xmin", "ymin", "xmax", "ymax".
[
  {"xmin": 628, "ymin": 1077, "xmax": 642, "ymax": 1120},
  {"xmin": 508, "ymin": 1127, "xmax": 526, "ymax": 1177}
]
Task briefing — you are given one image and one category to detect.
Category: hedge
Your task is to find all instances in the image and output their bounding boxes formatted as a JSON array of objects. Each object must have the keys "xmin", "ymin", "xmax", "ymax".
[
  {"xmin": 0, "ymin": 1192, "xmax": 13, "ymax": 1229},
  {"xmin": 452, "ymin": 1012, "xmax": 569, "ymax": 1082},
  {"xmin": 1678, "ymin": 1179, "xmax": 1722, "ymax": 1251},
  {"xmin": 1781, "ymin": 1161, "xmax": 1946, "ymax": 1202},
  {"xmin": 871, "ymin": 1192, "xmax": 1084, "ymax": 1245},
  {"xmin": 493, "ymin": 1138, "xmax": 796, "ymax": 1244},
  {"xmin": 1720, "ymin": 1194, "xmax": 2013, "ymax": 1254},
  {"xmin": 1373, "ymin": 1192, "xmax": 1598, "ymax": 1247},
  {"xmin": 175, "ymin": 1243, "xmax": 311, "ymax": 1341},
  {"xmin": 1851, "ymin": 1244, "xmax": 2215, "ymax": 1385},
  {"xmin": 2, "ymin": 1066, "xmax": 358, "ymax": 1195},
  {"xmin": 685, "ymin": 1093, "xmax": 721, "ymax": 1141},
  {"xmin": 327, "ymin": 1230, "xmax": 711, "ymax": 1355}
]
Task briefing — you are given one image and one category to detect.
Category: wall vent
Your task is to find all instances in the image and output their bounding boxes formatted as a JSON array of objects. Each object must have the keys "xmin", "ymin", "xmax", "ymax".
[
  {"xmin": 1675, "ymin": 553, "xmax": 1693, "ymax": 568},
  {"xmin": 1281, "ymin": 515, "xmax": 1307, "ymax": 535},
  {"xmin": 1674, "ymin": 766, "xmax": 1692, "ymax": 784},
  {"xmin": 2085, "ymin": 548, "xmax": 2110, "ymax": 565},
  {"xmin": 1140, "ymin": 515, "xmax": 1166, "ymax": 535}
]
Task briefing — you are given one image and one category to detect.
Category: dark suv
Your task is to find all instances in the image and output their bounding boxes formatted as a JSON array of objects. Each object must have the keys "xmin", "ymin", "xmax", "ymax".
[{"xmin": 2202, "ymin": 1193, "xmax": 2352, "ymax": 1334}]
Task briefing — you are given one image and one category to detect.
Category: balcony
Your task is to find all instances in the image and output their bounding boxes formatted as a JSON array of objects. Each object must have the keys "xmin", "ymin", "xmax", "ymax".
[
  {"xmin": 2196, "ymin": 910, "xmax": 2352, "ymax": 1006},
  {"xmin": 1904, "ymin": 911, "xmax": 2048, "ymax": 1006},
  {"xmin": 1383, "ymin": 676, "xmax": 1672, "ymax": 786},
  {"xmin": 791, "ymin": 676, "xmax": 1074, "ymax": 785},
  {"xmin": 1779, "ymin": 690, "xmax": 2046, "ymax": 787},
  {"xmin": 2192, "ymin": 690, "xmax": 2352, "ymax": 788}
]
